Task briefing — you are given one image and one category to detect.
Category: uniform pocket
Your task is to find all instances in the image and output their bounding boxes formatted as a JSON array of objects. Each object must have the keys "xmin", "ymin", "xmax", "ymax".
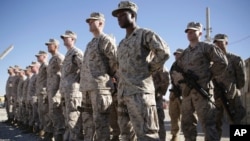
[{"xmin": 97, "ymin": 94, "xmax": 112, "ymax": 113}]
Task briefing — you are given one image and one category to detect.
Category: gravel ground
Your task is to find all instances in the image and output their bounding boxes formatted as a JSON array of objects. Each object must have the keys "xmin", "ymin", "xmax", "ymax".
[{"xmin": 0, "ymin": 108, "xmax": 230, "ymax": 141}]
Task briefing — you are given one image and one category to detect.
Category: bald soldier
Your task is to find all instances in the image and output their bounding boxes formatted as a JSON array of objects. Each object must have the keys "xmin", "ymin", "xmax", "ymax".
[
  {"xmin": 45, "ymin": 38, "xmax": 65, "ymax": 141},
  {"xmin": 80, "ymin": 12, "xmax": 117, "ymax": 141},
  {"xmin": 60, "ymin": 30, "xmax": 83, "ymax": 141},
  {"xmin": 174, "ymin": 22, "xmax": 228, "ymax": 141}
]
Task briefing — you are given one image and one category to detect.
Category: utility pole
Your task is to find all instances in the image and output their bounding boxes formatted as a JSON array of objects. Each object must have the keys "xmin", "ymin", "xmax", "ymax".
[{"xmin": 204, "ymin": 7, "xmax": 212, "ymax": 42}]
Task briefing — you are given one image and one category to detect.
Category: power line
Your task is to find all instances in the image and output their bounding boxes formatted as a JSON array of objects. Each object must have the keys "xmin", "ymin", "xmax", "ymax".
[{"xmin": 229, "ymin": 35, "xmax": 250, "ymax": 46}]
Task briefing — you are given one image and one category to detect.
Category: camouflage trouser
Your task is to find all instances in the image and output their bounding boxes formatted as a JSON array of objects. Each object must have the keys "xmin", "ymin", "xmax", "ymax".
[
  {"xmin": 30, "ymin": 96, "xmax": 39, "ymax": 127},
  {"xmin": 7, "ymin": 95, "xmax": 15, "ymax": 120},
  {"xmin": 45, "ymin": 90, "xmax": 65, "ymax": 135},
  {"xmin": 109, "ymin": 93, "xmax": 120, "ymax": 139},
  {"xmin": 37, "ymin": 94, "xmax": 49, "ymax": 131},
  {"xmin": 61, "ymin": 89, "xmax": 82, "ymax": 141},
  {"xmin": 81, "ymin": 90, "xmax": 112, "ymax": 141},
  {"xmin": 117, "ymin": 93, "xmax": 159, "ymax": 141},
  {"xmin": 156, "ymin": 96, "xmax": 166, "ymax": 141},
  {"xmin": 23, "ymin": 100, "xmax": 30, "ymax": 125},
  {"xmin": 181, "ymin": 89, "xmax": 219, "ymax": 141},
  {"xmin": 5, "ymin": 98, "xmax": 9, "ymax": 119},
  {"xmin": 168, "ymin": 92, "xmax": 181, "ymax": 136}
]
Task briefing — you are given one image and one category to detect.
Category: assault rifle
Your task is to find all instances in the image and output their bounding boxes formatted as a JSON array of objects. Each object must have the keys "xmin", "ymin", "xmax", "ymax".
[
  {"xmin": 213, "ymin": 79, "xmax": 235, "ymax": 124},
  {"xmin": 175, "ymin": 65, "xmax": 217, "ymax": 107}
]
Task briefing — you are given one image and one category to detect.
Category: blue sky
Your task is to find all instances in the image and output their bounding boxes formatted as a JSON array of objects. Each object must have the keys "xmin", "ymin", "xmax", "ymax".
[{"xmin": 0, "ymin": 0, "xmax": 249, "ymax": 99}]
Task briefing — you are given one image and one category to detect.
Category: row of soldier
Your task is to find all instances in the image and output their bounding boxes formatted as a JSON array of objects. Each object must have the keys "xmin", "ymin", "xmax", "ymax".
[{"xmin": 4, "ymin": 1, "xmax": 247, "ymax": 141}]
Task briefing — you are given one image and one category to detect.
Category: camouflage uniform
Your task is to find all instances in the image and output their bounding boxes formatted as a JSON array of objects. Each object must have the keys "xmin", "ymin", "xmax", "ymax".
[
  {"xmin": 152, "ymin": 66, "xmax": 170, "ymax": 141},
  {"xmin": 213, "ymin": 34, "xmax": 246, "ymax": 139},
  {"xmin": 22, "ymin": 68, "xmax": 32, "ymax": 126},
  {"xmin": 112, "ymin": 2, "xmax": 170, "ymax": 140},
  {"xmin": 27, "ymin": 62, "xmax": 39, "ymax": 132},
  {"xmin": 60, "ymin": 30, "xmax": 83, "ymax": 141},
  {"xmin": 109, "ymin": 75, "xmax": 120, "ymax": 141},
  {"xmin": 5, "ymin": 67, "xmax": 15, "ymax": 122},
  {"xmin": 16, "ymin": 70, "xmax": 26, "ymax": 123},
  {"xmin": 27, "ymin": 70, "xmax": 39, "ymax": 129},
  {"xmin": 46, "ymin": 48, "xmax": 65, "ymax": 138},
  {"xmin": 11, "ymin": 68, "xmax": 20, "ymax": 122},
  {"xmin": 177, "ymin": 22, "xmax": 228, "ymax": 141},
  {"xmin": 80, "ymin": 13, "xmax": 117, "ymax": 140},
  {"xmin": 35, "ymin": 54, "xmax": 48, "ymax": 133},
  {"xmin": 169, "ymin": 49, "xmax": 183, "ymax": 141}
]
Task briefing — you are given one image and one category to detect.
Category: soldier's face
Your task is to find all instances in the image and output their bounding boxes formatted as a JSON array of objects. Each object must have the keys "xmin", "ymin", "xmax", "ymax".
[
  {"xmin": 116, "ymin": 10, "xmax": 133, "ymax": 28},
  {"xmin": 63, "ymin": 37, "xmax": 74, "ymax": 48},
  {"xmin": 186, "ymin": 29, "xmax": 201, "ymax": 42},
  {"xmin": 174, "ymin": 53, "xmax": 181, "ymax": 60},
  {"xmin": 88, "ymin": 19, "xmax": 100, "ymax": 32},
  {"xmin": 215, "ymin": 41, "xmax": 227, "ymax": 50},
  {"xmin": 47, "ymin": 44, "xmax": 57, "ymax": 54}
]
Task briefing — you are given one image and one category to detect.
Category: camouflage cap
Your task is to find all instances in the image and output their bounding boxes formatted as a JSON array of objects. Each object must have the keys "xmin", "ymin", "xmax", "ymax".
[
  {"xmin": 213, "ymin": 34, "xmax": 228, "ymax": 43},
  {"xmin": 86, "ymin": 12, "xmax": 105, "ymax": 23},
  {"xmin": 16, "ymin": 68, "xmax": 23, "ymax": 73},
  {"xmin": 29, "ymin": 61, "xmax": 39, "ymax": 67},
  {"xmin": 24, "ymin": 66, "xmax": 31, "ymax": 71},
  {"xmin": 14, "ymin": 65, "xmax": 20, "ymax": 69},
  {"xmin": 35, "ymin": 50, "xmax": 47, "ymax": 57},
  {"xmin": 45, "ymin": 38, "xmax": 59, "ymax": 46},
  {"xmin": 173, "ymin": 48, "xmax": 184, "ymax": 55},
  {"xmin": 185, "ymin": 22, "xmax": 202, "ymax": 33},
  {"xmin": 112, "ymin": 1, "xmax": 138, "ymax": 17},
  {"xmin": 60, "ymin": 30, "xmax": 77, "ymax": 40},
  {"xmin": 7, "ymin": 66, "xmax": 13, "ymax": 70}
]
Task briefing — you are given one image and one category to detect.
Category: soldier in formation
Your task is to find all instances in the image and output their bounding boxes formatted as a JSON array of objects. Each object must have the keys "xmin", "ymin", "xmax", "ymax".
[
  {"xmin": 169, "ymin": 48, "xmax": 184, "ymax": 141},
  {"xmin": 80, "ymin": 12, "xmax": 117, "ymax": 141},
  {"xmin": 173, "ymin": 21, "xmax": 228, "ymax": 141},
  {"xmin": 212, "ymin": 33, "xmax": 246, "ymax": 139},
  {"xmin": 60, "ymin": 30, "xmax": 83, "ymax": 141},
  {"xmin": 35, "ymin": 50, "xmax": 49, "ymax": 138},
  {"xmin": 152, "ymin": 66, "xmax": 170, "ymax": 141},
  {"xmin": 3, "ymin": 1, "xmax": 248, "ymax": 141},
  {"xmin": 112, "ymin": 1, "xmax": 170, "ymax": 140}
]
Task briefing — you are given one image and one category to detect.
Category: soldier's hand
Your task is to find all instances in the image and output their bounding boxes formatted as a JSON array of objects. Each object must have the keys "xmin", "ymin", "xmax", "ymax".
[{"xmin": 172, "ymin": 71, "xmax": 184, "ymax": 85}]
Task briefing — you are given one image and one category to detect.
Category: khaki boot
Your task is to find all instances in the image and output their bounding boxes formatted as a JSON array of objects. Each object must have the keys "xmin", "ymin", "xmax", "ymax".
[
  {"xmin": 54, "ymin": 134, "xmax": 63, "ymax": 141},
  {"xmin": 171, "ymin": 135, "xmax": 180, "ymax": 141},
  {"xmin": 39, "ymin": 130, "xmax": 45, "ymax": 138}
]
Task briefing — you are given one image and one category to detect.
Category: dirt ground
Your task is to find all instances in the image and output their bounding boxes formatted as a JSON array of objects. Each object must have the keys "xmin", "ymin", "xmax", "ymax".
[{"xmin": 0, "ymin": 107, "xmax": 230, "ymax": 141}]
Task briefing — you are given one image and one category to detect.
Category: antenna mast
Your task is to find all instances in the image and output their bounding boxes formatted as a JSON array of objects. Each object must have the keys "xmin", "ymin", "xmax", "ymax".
[
  {"xmin": 0, "ymin": 44, "xmax": 14, "ymax": 60},
  {"xmin": 204, "ymin": 7, "xmax": 212, "ymax": 42}
]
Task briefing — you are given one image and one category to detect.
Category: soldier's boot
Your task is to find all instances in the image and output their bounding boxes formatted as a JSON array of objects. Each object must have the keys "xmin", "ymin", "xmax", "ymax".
[
  {"xmin": 54, "ymin": 134, "xmax": 63, "ymax": 141},
  {"xmin": 21, "ymin": 125, "xmax": 31, "ymax": 134},
  {"xmin": 170, "ymin": 135, "xmax": 180, "ymax": 141},
  {"xmin": 33, "ymin": 125, "xmax": 40, "ymax": 135},
  {"xmin": 111, "ymin": 135, "xmax": 120, "ymax": 141},
  {"xmin": 42, "ymin": 132, "xmax": 54, "ymax": 141},
  {"xmin": 39, "ymin": 130, "xmax": 46, "ymax": 138}
]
